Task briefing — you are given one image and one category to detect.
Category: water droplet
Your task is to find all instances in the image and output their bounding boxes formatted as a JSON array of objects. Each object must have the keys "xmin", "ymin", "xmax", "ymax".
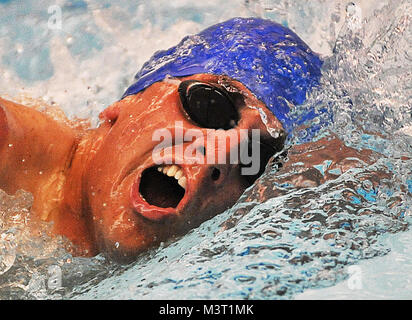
[{"xmin": 16, "ymin": 44, "xmax": 23, "ymax": 54}]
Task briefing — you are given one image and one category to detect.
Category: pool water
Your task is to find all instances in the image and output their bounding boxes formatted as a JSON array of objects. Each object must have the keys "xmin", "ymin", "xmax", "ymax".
[{"xmin": 0, "ymin": 0, "xmax": 411, "ymax": 299}]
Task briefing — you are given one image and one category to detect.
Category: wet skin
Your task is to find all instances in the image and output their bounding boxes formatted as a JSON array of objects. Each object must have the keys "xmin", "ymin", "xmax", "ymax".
[
  {"xmin": 0, "ymin": 74, "xmax": 386, "ymax": 263},
  {"xmin": 0, "ymin": 74, "xmax": 285, "ymax": 263}
]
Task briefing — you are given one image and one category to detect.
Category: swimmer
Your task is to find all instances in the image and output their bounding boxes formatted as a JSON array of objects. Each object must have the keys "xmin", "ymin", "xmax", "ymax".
[{"xmin": 0, "ymin": 18, "xmax": 377, "ymax": 263}]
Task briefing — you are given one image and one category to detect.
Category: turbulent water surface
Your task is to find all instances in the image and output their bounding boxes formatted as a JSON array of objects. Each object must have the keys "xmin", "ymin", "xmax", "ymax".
[{"xmin": 0, "ymin": 0, "xmax": 411, "ymax": 299}]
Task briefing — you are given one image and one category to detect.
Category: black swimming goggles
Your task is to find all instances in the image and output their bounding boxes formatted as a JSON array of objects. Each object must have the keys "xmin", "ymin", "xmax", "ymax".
[{"xmin": 178, "ymin": 80, "xmax": 285, "ymax": 184}]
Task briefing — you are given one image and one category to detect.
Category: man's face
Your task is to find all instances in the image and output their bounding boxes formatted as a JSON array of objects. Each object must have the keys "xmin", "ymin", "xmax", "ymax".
[{"xmin": 85, "ymin": 74, "xmax": 285, "ymax": 262}]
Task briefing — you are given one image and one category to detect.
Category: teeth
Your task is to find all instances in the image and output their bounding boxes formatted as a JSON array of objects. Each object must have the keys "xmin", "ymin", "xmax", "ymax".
[
  {"xmin": 178, "ymin": 176, "xmax": 187, "ymax": 189},
  {"xmin": 166, "ymin": 165, "xmax": 178, "ymax": 177},
  {"xmin": 156, "ymin": 165, "xmax": 187, "ymax": 189},
  {"xmin": 174, "ymin": 170, "xmax": 183, "ymax": 180}
]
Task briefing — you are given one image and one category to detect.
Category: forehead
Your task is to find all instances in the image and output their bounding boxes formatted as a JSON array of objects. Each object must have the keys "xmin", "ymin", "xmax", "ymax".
[
  {"xmin": 148, "ymin": 73, "xmax": 272, "ymax": 113},
  {"xmin": 178, "ymin": 74, "xmax": 255, "ymax": 97},
  {"xmin": 119, "ymin": 73, "xmax": 284, "ymax": 134},
  {"xmin": 123, "ymin": 73, "xmax": 266, "ymax": 106}
]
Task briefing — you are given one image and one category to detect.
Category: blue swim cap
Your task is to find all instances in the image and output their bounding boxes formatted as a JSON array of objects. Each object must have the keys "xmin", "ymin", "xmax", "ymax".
[{"xmin": 122, "ymin": 17, "xmax": 323, "ymax": 135}]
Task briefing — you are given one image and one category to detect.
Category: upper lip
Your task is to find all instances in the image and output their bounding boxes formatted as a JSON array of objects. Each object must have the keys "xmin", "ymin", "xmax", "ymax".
[{"xmin": 130, "ymin": 161, "xmax": 191, "ymax": 222}]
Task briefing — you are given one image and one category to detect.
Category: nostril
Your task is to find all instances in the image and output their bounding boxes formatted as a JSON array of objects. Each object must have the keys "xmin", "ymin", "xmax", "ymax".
[{"xmin": 211, "ymin": 167, "xmax": 221, "ymax": 181}]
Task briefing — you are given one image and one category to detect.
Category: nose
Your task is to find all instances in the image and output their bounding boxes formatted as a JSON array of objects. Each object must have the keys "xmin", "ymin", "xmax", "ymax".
[
  {"xmin": 177, "ymin": 131, "xmax": 251, "ymax": 227},
  {"xmin": 182, "ymin": 127, "xmax": 250, "ymax": 187}
]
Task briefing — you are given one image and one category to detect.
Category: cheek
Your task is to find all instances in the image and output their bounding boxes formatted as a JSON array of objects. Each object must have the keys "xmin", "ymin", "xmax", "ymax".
[
  {"xmin": 88, "ymin": 165, "xmax": 136, "ymax": 231},
  {"xmin": 187, "ymin": 174, "xmax": 247, "ymax": 225},
  {"xmin": 87, "ymin": 167, "xmax": 171, "ymax": 259},
  {"xmin": 214, "ymin": 178, "xmax": 246, "ymax": 209}
]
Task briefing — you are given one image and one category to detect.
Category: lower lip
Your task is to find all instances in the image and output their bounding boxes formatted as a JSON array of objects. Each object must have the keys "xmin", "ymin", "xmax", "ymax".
[{"xmin": 130, "ymin": 175, "xmax": 184, "ymax": 222}]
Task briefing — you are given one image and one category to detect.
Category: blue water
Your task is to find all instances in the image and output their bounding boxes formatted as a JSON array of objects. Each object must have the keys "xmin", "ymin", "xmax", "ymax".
[{"xmin": 0, "ymin": 0, "xmax": 411, "ymax": 300}]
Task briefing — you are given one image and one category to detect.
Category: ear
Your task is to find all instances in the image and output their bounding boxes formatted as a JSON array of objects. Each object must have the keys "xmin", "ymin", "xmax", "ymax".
[{"xmin": 99, "ymin": 102, "xmax": 121, "ymax": 125}]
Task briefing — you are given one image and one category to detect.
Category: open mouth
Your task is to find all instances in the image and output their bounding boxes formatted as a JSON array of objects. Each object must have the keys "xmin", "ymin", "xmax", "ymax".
[
  {"xmin": 131, "ymin": 165, "xmax": 188, "ymax": 221},
  {"xmin": 140, "ymin": 165, "xmax": 186, "ymax": 208}
]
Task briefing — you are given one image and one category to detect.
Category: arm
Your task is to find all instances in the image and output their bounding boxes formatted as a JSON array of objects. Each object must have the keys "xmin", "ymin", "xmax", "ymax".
[{"xmin": 220, "ymin": 134, "xmax": 398, "ymax": 230}]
